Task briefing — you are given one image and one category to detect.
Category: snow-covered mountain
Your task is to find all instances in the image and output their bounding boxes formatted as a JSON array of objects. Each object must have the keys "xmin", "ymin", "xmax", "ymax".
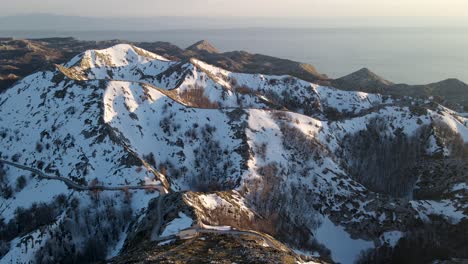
[{"xmin": 1, "ymin": 44, "xmax": 467, "ymax": 264}]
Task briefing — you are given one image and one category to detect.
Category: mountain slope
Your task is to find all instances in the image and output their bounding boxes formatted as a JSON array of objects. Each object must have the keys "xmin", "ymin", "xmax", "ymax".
[
  {"xmin": 59, "ymin": 45, "xmax": 386, "ymax": 118},
  {"xmin": 185, "ymin": 40, "xmax": 220, "ymax": 54},
  {"xmin": 2, "ymin": 37, "xmax": 466, "ymax": 113},
  {"xmin": 331, "ymin": 67, "xmax": 394, "ymax": 93},
  {"xmin": 0, "ymin": 44, "xmax": 467, "ymax": 264},
  {"xmin": 0, "ymin": 38, "xmax": 327, "ymax": 93},
  {"xmin": 390, "ymin": 78, "xmax": 468, "ymax": 110},
  {"xmin": 332, "ymin": 68, "xmax": 468, "ymax": 112}
]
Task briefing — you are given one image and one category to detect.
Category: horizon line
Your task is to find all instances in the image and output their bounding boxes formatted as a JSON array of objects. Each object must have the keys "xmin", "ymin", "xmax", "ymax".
[{"xmin": 2, "ymin": 13, "xmax": 468, "ymax": 19}]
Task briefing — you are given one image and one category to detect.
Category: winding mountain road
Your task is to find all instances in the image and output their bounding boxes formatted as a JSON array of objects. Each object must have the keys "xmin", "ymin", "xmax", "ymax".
[
  {"xmin": 0, "ymin": 159, "xmax": 167, "ymax": 193},
  {"xmin": 1, "ymin": 159, "xmax": 300, "ymax": 259}
]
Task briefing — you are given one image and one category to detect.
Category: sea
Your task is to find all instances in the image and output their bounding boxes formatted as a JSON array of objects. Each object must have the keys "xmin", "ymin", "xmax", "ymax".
[{"xmin": 1, "ymin": 27, "xmax": 467, "ymax": 84}]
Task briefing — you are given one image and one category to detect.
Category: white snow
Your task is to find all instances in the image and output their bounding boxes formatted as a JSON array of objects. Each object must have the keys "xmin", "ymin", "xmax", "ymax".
[
  {"xmin": 410, "ymin": 200, "xmax": 466, "ymax": 224},
  {"xmin": 314, "ymin": 85, "xmax": 383, "ymax": 113},
  {"xmin": 293, "ymin": 248, "xmax": 321, "ymax": 258},
  {"xmin": 200, "ymin": 224, "xmax": 232, "ymax": 231},
  {"xmin": 107, "ymin": 230, "xmax": 128, "ymax": 259},
  {"xmin": 160, "ymin": 212, "xmax": 193, "ymax": 237},
  {"xmin": 0, "ymin": 213, "xmax": 65, "ymax": 264},
  {"xmin": 452, "ymin": 183, "xmax": 467, "ymax": 192},
  {"xmin": 2, "ymin": 43, "xmax": 468, "ymax": 263},
  {"xmin": 0, "ymin": 176, "xmax": 68, "ymax": 222},
  {"xmin": 380, "ymin": 231, "xmax": 404, "ymax": 247},
  {"xmin": 314, "ymin": 216, "xmax": 374, "ymax": 264},
  {"xmin": 158, "ymin": 239, "xmax": 175, "ymax": 246},
  {"xmin": 198, "ymin": 194, "xmax": 224, "ymax": 210},
  {"xmin": 144, "ymin": 176, "xmax": 160, "ymax": 186},
  {"xmin": 431, "ymin": 109, "xmax": 468, "ymax": 143}
]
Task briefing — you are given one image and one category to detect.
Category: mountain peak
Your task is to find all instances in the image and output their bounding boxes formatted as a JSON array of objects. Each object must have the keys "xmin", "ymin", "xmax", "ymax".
[
  {"xmin": 351, "ymin": 68, "xmax": 392, "ymax": 84},
  {"xmin": 63, "ymin": 44, "xmax": 170, "ymax": 69},
  {"xmin": 429, "ymin": 78, "xmax": 467, "ymax": 88},
  {"xmin": 355, "ymin": 67, "xmax": 372, "ymax": 74},
  {"xmin": 332, "ymin": 67, "xmax": 393, "ymax": 92},
  {"xmin": 186, "ymin": 40, "xmax": 219, "ymax": 54}
]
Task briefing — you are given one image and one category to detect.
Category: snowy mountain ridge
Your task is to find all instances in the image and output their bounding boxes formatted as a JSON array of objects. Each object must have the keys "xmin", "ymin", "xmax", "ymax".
[{"xmin": 0, "ymin": 44, "xmax": 467, "ymax": 264}]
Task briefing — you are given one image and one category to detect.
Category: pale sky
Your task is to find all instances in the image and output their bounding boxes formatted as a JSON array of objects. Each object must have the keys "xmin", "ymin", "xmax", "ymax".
[{"xmin": 2, "ymin": 0, "xmax": 468, "ymax": 17}]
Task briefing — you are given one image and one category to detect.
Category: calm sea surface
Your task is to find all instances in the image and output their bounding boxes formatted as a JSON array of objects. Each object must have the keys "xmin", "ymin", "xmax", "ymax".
[{"xmin": 1, "ymin": 27, "xmax": 467, "ymax": 84}]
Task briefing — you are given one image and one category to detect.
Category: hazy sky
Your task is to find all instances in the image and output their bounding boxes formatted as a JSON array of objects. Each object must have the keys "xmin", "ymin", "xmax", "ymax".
[{"xmin": 2, "ymin": 0, "xmax": 468, "ymax": 17}]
